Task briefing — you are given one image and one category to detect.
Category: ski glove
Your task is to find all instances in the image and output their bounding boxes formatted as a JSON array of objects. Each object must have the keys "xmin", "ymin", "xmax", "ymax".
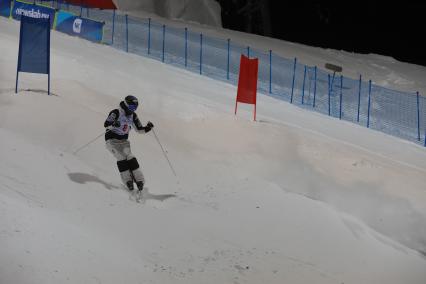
[
  {"xmin": 112, "ymin": 120, "xmax": 121, "ymax": 128},
  {"xmin": 145, "ymin": 121, "xmax": 154, "ymax": 133}
]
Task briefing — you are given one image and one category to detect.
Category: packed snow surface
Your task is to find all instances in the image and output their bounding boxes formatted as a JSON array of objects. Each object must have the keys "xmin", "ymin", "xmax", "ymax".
[{"xmin": 1, "ymin": 15, "xmax": 426, "ymax": 284}]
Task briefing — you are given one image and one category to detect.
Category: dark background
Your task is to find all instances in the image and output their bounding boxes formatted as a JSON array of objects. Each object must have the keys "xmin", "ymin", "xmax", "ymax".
[{"xmin": 215, "ymin": 1, "xmax": 426, "ymax": 66}]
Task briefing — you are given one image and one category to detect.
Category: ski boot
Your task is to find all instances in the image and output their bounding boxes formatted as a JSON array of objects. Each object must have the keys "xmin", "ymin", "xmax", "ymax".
[
  {"xmin": 136, "ymin": 181, "xmax": 144, "ymax": 191},
  {"xmin": 126, "ymin": 180, "xmax": 134, "ymax": 191},
  {"xmin": 135, "ymin": 181, "xmax": 145, "ymax": 202}
]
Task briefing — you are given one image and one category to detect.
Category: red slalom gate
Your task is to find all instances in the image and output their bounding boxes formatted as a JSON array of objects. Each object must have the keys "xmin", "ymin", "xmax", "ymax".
[
  {"xmin": 61, "ymin": 0, "xmax": 117, "ymax": 9},
  {"xmin": 235, "ymin": 55, "xmax": 259, "ymax": 121}
]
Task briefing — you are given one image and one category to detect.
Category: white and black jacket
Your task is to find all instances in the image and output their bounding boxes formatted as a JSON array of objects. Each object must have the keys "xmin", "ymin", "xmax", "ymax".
[{"xmin": 104, "ymin": 101, "xmax": 149, "ymax": 141}]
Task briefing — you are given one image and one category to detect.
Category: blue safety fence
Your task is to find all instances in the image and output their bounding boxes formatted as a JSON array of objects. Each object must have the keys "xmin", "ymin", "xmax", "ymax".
[
  {"xmin": 0, "ymin": 0, "xmax": 11, "ymax": 17},
  {"xmin": 2, "ymin": 0, "xmax": 425, "ymax": 147}
]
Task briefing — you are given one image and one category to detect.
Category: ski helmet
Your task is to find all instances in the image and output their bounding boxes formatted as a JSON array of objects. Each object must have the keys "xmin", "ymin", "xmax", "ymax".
[{"xmin": 124, "ymin": 95, "xmax": 138, "ymax": 112}]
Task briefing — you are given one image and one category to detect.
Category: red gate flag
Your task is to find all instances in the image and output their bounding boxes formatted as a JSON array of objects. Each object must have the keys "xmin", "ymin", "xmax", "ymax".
[
  {"xmin": 61, "ymin": 0, "xmax": 117, "ymax": 9},
  {"xmin": 235, "ymin": 54, "xmax": 258, "ymax": 121}
]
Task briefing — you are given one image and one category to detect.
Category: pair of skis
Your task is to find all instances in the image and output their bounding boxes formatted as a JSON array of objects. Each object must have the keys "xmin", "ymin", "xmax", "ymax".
[
  {"xmin": 127, "ymin": 172, "xmax": 145, "ymax": 203},
  {"xmin": 128, "ymin": 188, "xmax": 145, "ymax": 203}
]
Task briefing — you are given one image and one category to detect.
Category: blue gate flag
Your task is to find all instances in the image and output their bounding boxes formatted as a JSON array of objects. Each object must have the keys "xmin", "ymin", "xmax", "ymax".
[{"xmin": 16, "ymin": 15, "xmax": 51, "ymax": 95}]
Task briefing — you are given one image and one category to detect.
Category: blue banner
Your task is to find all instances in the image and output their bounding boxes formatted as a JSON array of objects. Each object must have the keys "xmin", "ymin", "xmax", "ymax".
[
  {"xmin": 16, "ymin": 15, "xmax": 51, "ymax": 95},
  {"xmin": 55, "ymin": 10, "xmax": 104, "ymax": 42},
  {"xmin": 12, "ymin": 1, "xmax": 55, "ymax": 28},
  {"xmin": 17, "ymin": 15, "xmax": 50, "ymax": 74},
  {"xmin": 0, "ymin": 0, "xmax": 12, "ymax": 17}
]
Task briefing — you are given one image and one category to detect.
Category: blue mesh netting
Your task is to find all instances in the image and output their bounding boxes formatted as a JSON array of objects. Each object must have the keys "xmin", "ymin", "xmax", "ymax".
[
  {"xmin": 229, "ymin": 42, "xmax": 248, "ymax": 85},
  {"xmin": 163, "ymin": 25, "xmax": 185, "ymax": 67},
  {"xmin": 186, "ymin": 29, "xmax": 202, "ymax": 74},
  {"xmin": 270, "ymin": 54, "xmax": 294, "ymax": 101},
  {"xmin": 16, "ymin": 2, "xmax": 426, "ymax": 147},
  {"xmin": 127, "ymin": 17, "xmax": 148, "ymax": 56},
  {"xmin": 369, "ymin": 86, "xmax": 420, "ymax": 142},
  {"xmin": 202, "ymin": 36, "xmax": 228, "ymax": 82}
]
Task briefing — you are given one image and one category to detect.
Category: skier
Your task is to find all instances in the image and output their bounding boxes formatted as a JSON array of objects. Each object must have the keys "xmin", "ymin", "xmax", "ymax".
[{"xmin": 104, "ymin": 95, "xmax": 154, "ymax": 194}]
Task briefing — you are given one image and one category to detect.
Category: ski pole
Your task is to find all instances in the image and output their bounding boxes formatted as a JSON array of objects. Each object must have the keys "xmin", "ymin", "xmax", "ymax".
[
  {"xmin": 152, "ymin": 128, "xmax": 177, "ymax": 177},
  {"xmin": 73, "ymin": 131, "xmax": 106, "ymax": 155}
]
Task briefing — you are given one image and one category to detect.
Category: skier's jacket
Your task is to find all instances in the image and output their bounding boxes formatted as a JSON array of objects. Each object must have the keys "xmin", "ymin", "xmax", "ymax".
[{"xmin": 104, "ymin": 101, "xmax": 146, "ymax": 141}]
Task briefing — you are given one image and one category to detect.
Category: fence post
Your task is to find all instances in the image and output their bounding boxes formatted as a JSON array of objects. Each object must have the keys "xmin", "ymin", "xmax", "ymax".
[
  {"xmin": 199, "ymin": 33, "xmax": 203, "ymax": 75},
  {"xmin": 184, "ymin": 28, "xmax": 188, "ymax": 67},
  {"xmin": 269, "ymin": 50, "xmax": 272, "ymax": 94},
  {"xmin": 111, "ymin": 9, "xmax": 115, "ymax": 45},
  {"xmin": 313, "ymin": 66, "xmax": 317, "ymax": 108},
  {"xmin": 301, "ymin": 65, "xmax": 306, "ymax": 104},
  {"xmin": 125, "ymin": 15, "xmax": 128, "ymax": 52},
  {"xmin": 339, "ymin": 75, "xmax": 343, "ymax": 119},
  {"xmin": 417, "ymin": 91, "xmax": 420, "ymax": 141},
  {"xmin": 290, "ymin": 57, "xmax": 297, "ymax": 103},
  {"xmin": 227, "ymin": 39, "xmax": 230, "ymax": 80},
  {"xmin": 162, "ymin": 25, "xmax": 165, "ymax": 62},
  {"xmin": 148, "ymin": 18, "xmax": 151, "ymax": 55},
  {"xmin": 328, "ymin": 74, "xmax": 331, "ymax": 116},
  {"xmin": 367, "ymin": 80, "xmax": 372, "ymax": 128},
  {"xmin": 357, "ymin": 74, "xmax": 362, "ymax": 122}
]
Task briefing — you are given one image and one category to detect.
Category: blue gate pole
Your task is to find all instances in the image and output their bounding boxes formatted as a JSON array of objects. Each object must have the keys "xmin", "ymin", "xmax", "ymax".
[
  {"xmin": 111, "ymin": 9, "xmax": 116, "ymax": 45},
  {"xmin": 15, "ymin": 72, "xmax": 19, "ymax": 94},
  {"xmin": 339, "ymin": 75, "xmax": 343, "ymax": 119},
  {"xmin": 328, "ymin": 74, "xmax": 331, "ymax": 116},
  {"xmin": 184, "ymin": 28, "xmax": 188, "ymax": 67},
  {"xmin": 227, "ymin": 39, "xmax": 230, "ymax": 80},
  {"xmin": 199, "ymin": 33, "xmax": 203, "ymax": 75},
  {"xmin": 48, "ymin": 19, "xmax": 51, "ymax": 96},
  {"xmin": 148, "ymin": 18, "xmax": 151, "ymax": 55},
  {"xmin": 313, "ymin": 66, "xmax": 317, "ymax": 108},
  {"xmin": 290, "ymin": 57, "xmax": 297, "ymax": 103},
  {"xmin": 80, "ymin": 5, "xmax": 82, "ymax": 17},
  {"xmin": 367, "ymin": 80, "xmax": 372, "ymax": 128},
  {"xmin": 125, "ymin": 15, "xmax": 128, "ymax": 52},
  {"xmin": 357, "ymin": 74, "xmax": 362, "ymax": 122},
  {"xmin": 48, "ymin": 72, "xmax": 50, "ymax": 96},
  {"xmin": 162, "ymin": 25, "xmax": 165, "ymax": 62},
  {"xmin": 15, "ymin": 0, "xmax": 22, "ymax": 94},
  {"xmin": 269, "ymin": 50, "xmax": 272, "ymax": 94},
  {"xmin": 247, "ymin": 46, "xmax": 250, "ymax": 58},
  {"xmin": 301, "ymin": 65, "xmax": 307, "ymax": 104},
  {"xmin": 417, "ymin": 91, "xmax": 421, "ymax": 141}
]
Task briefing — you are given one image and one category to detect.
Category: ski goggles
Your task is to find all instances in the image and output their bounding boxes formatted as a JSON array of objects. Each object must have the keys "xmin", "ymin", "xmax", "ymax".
[{"xmin": 128, "ymin": 104, "xmax": 138, "ymax": 112}]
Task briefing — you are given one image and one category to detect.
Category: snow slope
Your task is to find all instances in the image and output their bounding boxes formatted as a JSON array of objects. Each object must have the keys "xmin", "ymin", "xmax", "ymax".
[
  {"xmin": 113, "ymin": 0, "xmax": 222, "ymax": 27},
  {"xmin": 1, "ymin": 15, "xmax": 426, "ymax": 284}
]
